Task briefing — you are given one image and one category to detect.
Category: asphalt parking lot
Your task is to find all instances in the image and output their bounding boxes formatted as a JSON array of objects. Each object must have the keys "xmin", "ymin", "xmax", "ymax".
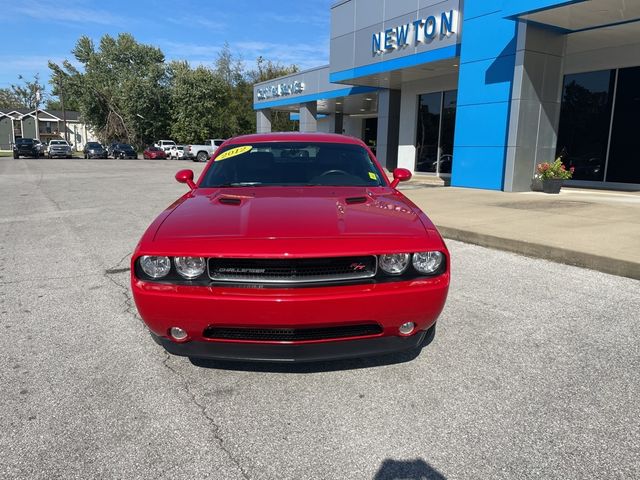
[{"xmin": 1, "ymin": 157, "xmax": 639, "ymax": 479}]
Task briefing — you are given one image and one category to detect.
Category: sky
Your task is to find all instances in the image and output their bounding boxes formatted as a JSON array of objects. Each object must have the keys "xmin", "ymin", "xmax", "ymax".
[{"xmin": 0, "ymin": 0, "xmax": 332, "ymax": 97}]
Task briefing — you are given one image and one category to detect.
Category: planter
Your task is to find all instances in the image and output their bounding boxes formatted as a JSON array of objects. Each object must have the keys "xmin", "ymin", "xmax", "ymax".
[
  {"xmin": 530, "ymin": 177, "xmax": 543, "ymax": 192},
  {"xmin": 542, "ymin": 178, "xmax": 563, "ymax": 194}
]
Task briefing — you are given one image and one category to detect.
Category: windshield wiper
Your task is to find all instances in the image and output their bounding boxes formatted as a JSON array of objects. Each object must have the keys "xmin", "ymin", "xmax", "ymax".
[{"xmin": 215, "ymin": 182, "xmax": 264, "ymax": 187}]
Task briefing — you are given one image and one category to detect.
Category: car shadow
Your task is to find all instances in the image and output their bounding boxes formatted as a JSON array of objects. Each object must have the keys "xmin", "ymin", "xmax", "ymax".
[
  {"xmin": 188, "ymin": 326, "xmax": 436, "ymax": 373},
  {"xmin": 374, "ymin": 458, "xmax": 446, "ymax": 480}
]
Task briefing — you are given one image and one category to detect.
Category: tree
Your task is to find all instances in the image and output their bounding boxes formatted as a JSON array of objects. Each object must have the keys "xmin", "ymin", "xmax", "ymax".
[
  {"xmin": 168, "ymin": 61, "xmax": 230, "ymax": 142},
  {"xmin": 10, "ymin": 74, "xmax": 46, "ymax": 110},
  {"xmin": 246, "ymin": 57, "xmax": 300, "ymax": 132},
  {"xmin": 49, "ymin": 33, "xmax": 170, "ymax": 146},
  {"xmin": 0, "ymin": 88, "xmax": 23, "ymax": 110}
]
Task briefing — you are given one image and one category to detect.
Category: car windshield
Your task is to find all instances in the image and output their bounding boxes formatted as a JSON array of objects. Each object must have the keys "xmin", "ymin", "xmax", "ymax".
[
  {"xmin": 87, "ymin": 142, "xmax": 102, "ymax": 148},
  {"xmin": 50, "ymin": 140, "xmax": 68, "ymax": 146},
  {"xmin": 119, "ymin": 144, "xmax": 134, "ymax": 150},
  {"xmin": 200, "ymin": 142, "xmax": 386, "ymax": 188},
  {"xmin": 16, "ymin": 139, "xmax": 34, "ymax": 145}
]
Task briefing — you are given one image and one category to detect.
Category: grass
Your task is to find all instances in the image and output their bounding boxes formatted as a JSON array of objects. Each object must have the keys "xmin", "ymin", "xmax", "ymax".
[{"xmin": 0, "ymin": 151, "xmax": 12, "ymax": 157}]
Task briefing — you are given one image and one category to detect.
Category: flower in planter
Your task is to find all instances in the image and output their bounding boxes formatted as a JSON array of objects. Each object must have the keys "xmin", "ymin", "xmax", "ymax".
[{"xmin": 536, "ymin": 158, "xmax": 574, "ymax": 180}]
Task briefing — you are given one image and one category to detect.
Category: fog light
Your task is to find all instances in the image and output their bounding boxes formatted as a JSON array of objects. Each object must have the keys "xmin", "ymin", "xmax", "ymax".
[
  {"xmin": 399, "ymin": 322, "xmax": 415, "ymax": 335},
  {"xmin": 169, "ymin": 327, "xmax": 188, "ymax": 341}
]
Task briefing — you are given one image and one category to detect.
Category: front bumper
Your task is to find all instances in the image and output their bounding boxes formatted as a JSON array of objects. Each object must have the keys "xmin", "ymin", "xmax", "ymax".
[
  {"xmin": 154, "ymin": 329, "xmax": 428, "ymax": 362},
  {"xmin": 132, "ymin": 275, "xmax": 448, "ymax": 362}
]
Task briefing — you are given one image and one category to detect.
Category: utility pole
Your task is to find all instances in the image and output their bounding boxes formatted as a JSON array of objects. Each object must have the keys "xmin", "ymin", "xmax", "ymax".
[
  {"xmin": 59, "ymin": 77, "xmax": 68, "ymax": 143},
  {"xmin": 35, "ymin": 88, "xmax": 41, "ymax": 141}
]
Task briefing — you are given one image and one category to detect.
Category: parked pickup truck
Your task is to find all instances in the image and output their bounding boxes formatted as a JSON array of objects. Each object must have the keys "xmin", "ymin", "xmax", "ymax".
[
  {"xmin": 13, "ymin": 138, "xmax": 41, "ymax": 159},
  {"xmin": 154, "ymin": 140, "xmax": 176, "ymax": 155},
  {"xmin": 186, "ymin": 139, "xmax": 225, "ymax": 162}
]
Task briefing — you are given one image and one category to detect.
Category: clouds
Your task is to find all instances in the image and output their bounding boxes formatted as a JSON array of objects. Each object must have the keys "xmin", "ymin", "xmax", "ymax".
[
  {"xmin": 9, "ymin": 0, "xmax": 128, "ymax": 26},
  {"xmin": 160, "ymin": 39, "xmax": 329, "ymax": 71}
]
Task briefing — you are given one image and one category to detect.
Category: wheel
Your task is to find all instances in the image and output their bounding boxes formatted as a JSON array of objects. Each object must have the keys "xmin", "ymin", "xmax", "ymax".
[
  {"xmin": 196, "ymin": 151, "xmax": 208, "ymax": 162},
  {"xmin": 84, "ymin": 154, "xmax": 87, "ymax": 159},
  {"xmin": 13, "ymin": 154, "xmax": 18, "ymax": 159}
]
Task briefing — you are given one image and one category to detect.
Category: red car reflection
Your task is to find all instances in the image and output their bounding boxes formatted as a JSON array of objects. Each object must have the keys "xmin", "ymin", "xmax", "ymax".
[
  {"xmin": 131, "ymin": 133, "xmax": 450, "ymax": 363},
  {"xmin": 143, "ymin": 146, "xmax": 167, "ymax": 159}
]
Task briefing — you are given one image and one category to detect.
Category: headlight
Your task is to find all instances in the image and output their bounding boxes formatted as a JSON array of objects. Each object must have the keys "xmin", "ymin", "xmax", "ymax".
[
  {"xmin": 140, "ymin": 255, "xmax": 171, "ymax": 278},
  {"xmin": 174, "ymin": 256, "xmax": 206, "ymax": 279},
  {"xmin": 412, "ymin": 251, "xmax": 444, "ymax": 274},
  {"xmin": 379, "ymin": 253, "xmax": 410, "ymax": 275}
]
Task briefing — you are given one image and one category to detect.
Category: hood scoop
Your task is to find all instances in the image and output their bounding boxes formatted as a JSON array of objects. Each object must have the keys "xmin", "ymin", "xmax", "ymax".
[
  {"xmin": 345, "ymin": 196, "xmax": 368, "ymax": 205},
  {"xmin": 218, "ymin": 196, "xmax": 242, "ymax": 206}
]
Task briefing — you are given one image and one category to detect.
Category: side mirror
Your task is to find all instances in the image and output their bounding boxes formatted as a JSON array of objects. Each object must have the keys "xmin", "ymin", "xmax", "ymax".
[
  {"xmin": 175, "ymin": 169, "xmax": 196, "ymax": 190},
  {"xmin": 390, "ymin": 168, "xmax": 412, "ymax": 188}
]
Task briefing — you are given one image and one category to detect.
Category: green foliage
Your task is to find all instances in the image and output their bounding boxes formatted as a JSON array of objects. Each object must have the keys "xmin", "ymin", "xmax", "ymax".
[
  {"xmin": 0, "ymin": 74, "xmax": 45, "ymax": 110},
  {"xmin": 168, "ymin": 61, "xmax": 229, "ymax": 142},
  {"xmin": 536, "ymin": 158, "xmax": 574, "ymax": 180},
  {"xmin": 49, "ymin": 33, "xmax": 302, "ymax": 145},
  {"xmin": 0, "ymin": 88, "xmax": 23, "ymax": 110},
  {"xmin": 49, "ymin": 33, "xmax": 169, "ymax": 147}
]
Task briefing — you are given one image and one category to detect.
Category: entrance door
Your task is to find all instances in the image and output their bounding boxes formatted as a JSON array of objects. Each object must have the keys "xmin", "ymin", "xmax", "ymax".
[
  {"xmin": 363, "ymin": 118, "xmax": 378, "ymax": 156},
  {"xmin": 415, "ymin": 90, "xmax": 457, "ymax": 174}
]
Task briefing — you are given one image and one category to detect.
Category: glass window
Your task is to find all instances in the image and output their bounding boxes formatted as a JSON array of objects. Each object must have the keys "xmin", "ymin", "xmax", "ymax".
[
  {"xmin": 439, "ymin": 90, "xmax": 457, "ymax": 174},
  {"xmin": 415, "ymin": 92, "xmax": 441, "ymax": 173},
  {"xmin": 415, "ymin": 90, "xmax": 457, "ymax": 174},
  {"xmin": 556, "ymin": 70, "xmax": 615, "ymax": 182},
  {"xmin": 606, "ymin": 66, "xmax": 640, "ymax": 184},
  {"xmin": 200, "ymin": 142, "xmax": 386, "ymax": 187}
]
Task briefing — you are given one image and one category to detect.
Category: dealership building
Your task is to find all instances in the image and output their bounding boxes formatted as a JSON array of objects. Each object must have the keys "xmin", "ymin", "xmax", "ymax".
[{"xmin": 253, "ymin": 0, "xmax": 640, "ymax": 191}]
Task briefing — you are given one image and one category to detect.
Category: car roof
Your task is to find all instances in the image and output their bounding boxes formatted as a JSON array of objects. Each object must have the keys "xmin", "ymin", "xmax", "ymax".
[{"xmin": 225, "ymin": 132, "xmax": 365, "ymax": 146}]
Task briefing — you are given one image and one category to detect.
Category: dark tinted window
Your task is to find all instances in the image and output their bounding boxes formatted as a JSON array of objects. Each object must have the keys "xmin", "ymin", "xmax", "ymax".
[
  {"xmin": 200, "ymin": 142, "xmax": 386, "ymax": 187},
  {"xmin": 86, "ymin": 142, "xmax": 102, "ymax": 148},
  {"xmin": 607, "ymin": 66, "xmax": 640, "ymax": 184},
  {"xmin": 415, "ymin": 92, "xmax": 441, "ymax": 173},
  {"xmin": 16, "ymin": 138, "xmax": 34, "ymax": 145},
  {"xmin": 556, "ymin": 70, "xmax": 615, "ymax": 181}
]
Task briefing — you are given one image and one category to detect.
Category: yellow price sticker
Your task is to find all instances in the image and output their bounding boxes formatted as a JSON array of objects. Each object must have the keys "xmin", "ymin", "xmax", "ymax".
[
  {"xmin": 215, "ymin": 145, "xmax": 252, "ymax": 161},
  {"xmin": 368, "ymin": 172, "xmax": 378, "ymax": 180}
]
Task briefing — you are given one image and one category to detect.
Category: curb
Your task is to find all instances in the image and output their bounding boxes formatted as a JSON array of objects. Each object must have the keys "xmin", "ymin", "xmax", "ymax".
[{"xmin": 438, "ymin": 226, "xmax": 640, "ymax": 281}]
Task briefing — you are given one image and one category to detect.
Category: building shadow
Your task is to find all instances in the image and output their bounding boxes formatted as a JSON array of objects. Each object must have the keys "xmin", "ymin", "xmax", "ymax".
[
  {"xmin": 374, "ymin": 458, "xmax": 446, "ymax": 480},
  {"xmin": 189, "ymin": 326, "xmax": 436, "ymax": 373}
]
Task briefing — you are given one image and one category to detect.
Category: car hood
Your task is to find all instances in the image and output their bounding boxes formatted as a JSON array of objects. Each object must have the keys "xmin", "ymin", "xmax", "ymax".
[{"xmin": 149, "ymin": 187, "xmax": 438, "ymax": 256}]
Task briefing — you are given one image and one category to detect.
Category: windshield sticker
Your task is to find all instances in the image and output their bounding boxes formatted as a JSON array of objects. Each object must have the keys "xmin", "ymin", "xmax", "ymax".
[
  {"xmin": 368, "ymin": 172, "xmax": 378, "ymax": 180},
  {"xmin": 215, "ymin": 145, "xmax": 252, "ymax": 161}
]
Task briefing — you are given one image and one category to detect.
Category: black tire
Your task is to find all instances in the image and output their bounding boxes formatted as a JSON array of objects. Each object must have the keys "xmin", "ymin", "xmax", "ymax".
[
  {"xmin": 196, "ymin": 151, "xmax": 208, "ymax": 162},
  {"xmin": 13, "ymin": 154, "xmax": 18, "ymax": 159},
  {"xmin": 192, "ymin": 157, "xmax": 198, "ymax": 162}
]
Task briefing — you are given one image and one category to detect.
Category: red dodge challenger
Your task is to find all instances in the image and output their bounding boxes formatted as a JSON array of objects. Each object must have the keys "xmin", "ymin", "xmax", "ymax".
[{"xmin": 131, "ymin": 132, "xmax": 450, "ymax": 362}]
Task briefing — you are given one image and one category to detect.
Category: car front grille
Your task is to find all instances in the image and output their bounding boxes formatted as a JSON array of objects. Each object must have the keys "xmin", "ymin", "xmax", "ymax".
[
  {"xmin": 208, "ymin": 256, "xmax": 377, "ymax": 284},
  {"xmin": 203, "ymin": 324, "xmax": 383, "ymax": 342}
]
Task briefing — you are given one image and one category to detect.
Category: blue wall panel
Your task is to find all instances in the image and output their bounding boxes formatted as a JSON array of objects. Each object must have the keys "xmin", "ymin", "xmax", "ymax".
[
  {"xmin": 454, "ymin": 103, "xmax": 513, "ymax": 147},
  {"xmin": 451, "ymin": 2, "xmax": 522, "ymax": 190},
  {"xmin": 456, "ymin": 55, "xmax": 516, "ymax": 106},
  {"xmin": 451, "ymin": 147, "xmax": 507, "ymax": 190}
]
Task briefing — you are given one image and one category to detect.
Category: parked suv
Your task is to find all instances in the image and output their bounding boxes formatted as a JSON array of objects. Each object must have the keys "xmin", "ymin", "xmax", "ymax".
[
  {"xmin": 47, "ymin": 139, "xmax": 73, "ymax": 159},
  {"xmin": 13, "ymin": 138, "xmax": 40, "ymax": 159},
  {"xmin": 83, "ymin": 142, "xmax": 107, "ymax": 159},
  {"xmin": 111, "ymin": 143, "xmax": 137, "ymax": 159}
]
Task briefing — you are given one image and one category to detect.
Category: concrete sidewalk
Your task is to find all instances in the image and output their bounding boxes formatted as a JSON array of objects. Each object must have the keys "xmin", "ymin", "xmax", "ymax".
[{"xmin": 399, "ymin": 184, "xmax": 640, "ymax": 280}]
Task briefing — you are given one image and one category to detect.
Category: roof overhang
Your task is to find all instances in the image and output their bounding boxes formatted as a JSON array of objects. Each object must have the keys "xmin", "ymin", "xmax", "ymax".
[{"xmin": 508, "ymin": 0, "xmax": 640, "ymax": 34}]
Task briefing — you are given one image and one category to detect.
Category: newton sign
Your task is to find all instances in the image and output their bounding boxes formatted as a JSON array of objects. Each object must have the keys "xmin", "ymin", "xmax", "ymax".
[{"xmin": 372, "ymin": 10, "xmax": 458, "ymax": 55}]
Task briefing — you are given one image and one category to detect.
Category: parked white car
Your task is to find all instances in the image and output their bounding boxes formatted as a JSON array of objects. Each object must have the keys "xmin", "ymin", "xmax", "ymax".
[
  {"xmin": 154, "ymin": 139, "xmax": 176, "ymax": 155},
  {"xmin": 169, "ymin": 145, "xmax": 186, "ymax": 159},
  {"xmin": 47, "ymin": 139, "xmax": 73, "ymax": 159},
  {"xmin": 186, "ymin": 139, "xmax": 225, "ymax": 162}
]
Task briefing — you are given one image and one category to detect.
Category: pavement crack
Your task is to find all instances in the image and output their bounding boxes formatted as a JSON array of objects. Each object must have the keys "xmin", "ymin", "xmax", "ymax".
[{"xmin": 162, "ymin": 353, "xmax": 252, "ymax": 480}]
